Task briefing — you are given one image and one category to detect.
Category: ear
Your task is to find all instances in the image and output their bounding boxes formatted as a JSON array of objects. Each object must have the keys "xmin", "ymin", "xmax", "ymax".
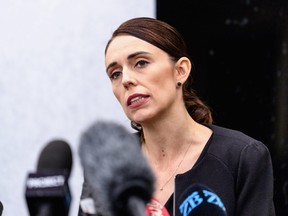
[{"xmin": 174, "ymin": 57, "xmax": 192, "ymax": 83}]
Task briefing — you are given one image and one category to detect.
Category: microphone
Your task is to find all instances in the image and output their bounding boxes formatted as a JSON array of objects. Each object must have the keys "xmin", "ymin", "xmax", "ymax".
[
  {"xmin": 0, "ymin": 201, "xmax": 3, "ymax": 215},
  {"xmin": 78, "ymin": 120, "xmax": 155, "ymax": 216},
  {"xmin": 177, "ymin": 184, "xmax": 227, "ymax": 216},
  {"xmin": 25, "ymin": 139, "xmax": 73, "ymax": 216}
]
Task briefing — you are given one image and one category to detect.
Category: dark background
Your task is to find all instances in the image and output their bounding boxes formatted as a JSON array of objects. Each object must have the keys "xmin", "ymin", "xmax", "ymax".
[{"xmin": 157, "ymin": 0, "xmax": 288, "ymax": 215}]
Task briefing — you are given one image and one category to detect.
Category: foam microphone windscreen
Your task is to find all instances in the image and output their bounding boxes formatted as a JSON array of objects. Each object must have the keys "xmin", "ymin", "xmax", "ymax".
[{"xmin": 78, "ymin": 120, "xmax": 155, "ymax": 216}]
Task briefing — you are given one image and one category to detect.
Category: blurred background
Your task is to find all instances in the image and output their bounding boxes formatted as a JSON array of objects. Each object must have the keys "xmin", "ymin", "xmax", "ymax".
[{"xmin": 0, "ymin": 0, "xmax": 287, "ymax": 215}]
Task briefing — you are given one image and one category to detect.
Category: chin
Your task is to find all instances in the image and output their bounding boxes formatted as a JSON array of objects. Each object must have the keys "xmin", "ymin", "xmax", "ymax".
[
  {"xmin": 129, "ymin": 115, "xmax": 147, "ymax": 125},
  {"xmin": 131, "ymin": 117, "xmax": 154, "ymax": 127},
  {"xmin": 128, "ymin": 110, "xmax": 154, "ymax": 125}
]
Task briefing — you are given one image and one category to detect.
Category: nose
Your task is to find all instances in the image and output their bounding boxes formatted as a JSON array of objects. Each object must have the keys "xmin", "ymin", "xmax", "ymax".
[{"xmin": 122, "ymin": 67, "xmax": 136, "ymax": 89}]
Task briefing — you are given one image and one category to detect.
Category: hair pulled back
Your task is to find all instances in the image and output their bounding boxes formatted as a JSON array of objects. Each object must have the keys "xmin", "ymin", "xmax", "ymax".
[{"xmin": 105, "ymin": 17, "xmax": 212, "ymax": 131}]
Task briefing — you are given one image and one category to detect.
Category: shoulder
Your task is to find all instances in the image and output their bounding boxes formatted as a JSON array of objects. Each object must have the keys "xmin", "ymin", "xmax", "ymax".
[
  {"xmin": 209, "ymin": 124, "xmax": 259, "ymax": 144},
  {"xmin": 203, "ymin": 124, "xmax": 271, "ymax": 171},
  {"xmin": 206, "ymin": 124, "xmax": 268, "ymax": 151}
]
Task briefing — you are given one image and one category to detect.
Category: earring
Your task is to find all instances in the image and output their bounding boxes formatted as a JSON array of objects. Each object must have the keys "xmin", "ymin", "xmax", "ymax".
[{"xmin": 177, "ymin": 82, "xmax": 182, "ymax": 87}]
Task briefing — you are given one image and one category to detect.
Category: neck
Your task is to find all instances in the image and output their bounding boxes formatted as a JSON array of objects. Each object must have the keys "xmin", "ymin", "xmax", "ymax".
[
  {"xmin": 141, "ymin": 111, "xmax": 212, "ymax": 163},
  {"xmin": 142, "ymin": 115, "xmax": 198, "ymax": 154},
  {"xmin": 140, "ymin": 115, "xmax": 212, "ymax": 201}
]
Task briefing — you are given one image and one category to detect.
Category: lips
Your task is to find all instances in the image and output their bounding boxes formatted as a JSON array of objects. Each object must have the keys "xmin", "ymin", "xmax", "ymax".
[{"xmin": 127, "ymin": 94, "xmax": 149, "ymax": 107}]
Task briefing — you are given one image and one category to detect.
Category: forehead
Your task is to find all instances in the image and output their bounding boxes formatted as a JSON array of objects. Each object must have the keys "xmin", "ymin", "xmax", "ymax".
[{"xmin": 105, "ymin": 35, "xmax": 163, "ymax": 64}]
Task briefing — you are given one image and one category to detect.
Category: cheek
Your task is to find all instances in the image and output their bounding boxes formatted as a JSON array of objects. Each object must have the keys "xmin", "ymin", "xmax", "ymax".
[
  {"xmin": 112, "ymin": 86, "xmax": 126, "ymax": 108},
  {"xmin": 112, "ymin": 86, "xmax": 121, "ymax": 101},
  {"xmin": 150, "ymin": 70, "xmax": 177, "ymax": 100},
  {"xmin": 150, "ymin": 64, "xmax": 175, "ymax": 84},
  {"xmin": 149, "ymin": 72, "xmax": 175, "ymax": 91}
]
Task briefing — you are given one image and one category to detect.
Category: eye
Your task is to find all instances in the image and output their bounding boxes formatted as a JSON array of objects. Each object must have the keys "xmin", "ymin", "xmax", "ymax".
[
  {"xmin": 110, "ymin": 71, "xmax": 122, "ymax": 80},
  {"xmin": 135, "ymin": 60, "xmax": 149, "ymax": 68}
]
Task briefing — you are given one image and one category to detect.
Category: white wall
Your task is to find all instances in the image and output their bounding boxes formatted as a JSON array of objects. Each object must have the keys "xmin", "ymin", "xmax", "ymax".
[{"xmin": 0, "ymin": 0, "xmax": 155, "ymax": 215}]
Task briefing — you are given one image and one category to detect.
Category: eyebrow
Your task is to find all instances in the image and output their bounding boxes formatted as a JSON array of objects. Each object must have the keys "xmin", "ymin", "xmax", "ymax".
[{"xmin": 106, "ymin": 51, "xmax": 151, "ymax": 73}]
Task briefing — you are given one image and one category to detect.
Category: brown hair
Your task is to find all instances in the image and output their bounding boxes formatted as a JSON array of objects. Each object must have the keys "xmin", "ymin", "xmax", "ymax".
[{"xmin": 105, "ymin": 17, "xmax": 212, "ymax": 131}]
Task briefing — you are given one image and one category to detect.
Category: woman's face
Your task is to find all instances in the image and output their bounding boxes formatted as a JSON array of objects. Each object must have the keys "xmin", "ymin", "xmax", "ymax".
[{"xmin": 105, "ymin": 35, "xmax": 179, "ymax": 125}]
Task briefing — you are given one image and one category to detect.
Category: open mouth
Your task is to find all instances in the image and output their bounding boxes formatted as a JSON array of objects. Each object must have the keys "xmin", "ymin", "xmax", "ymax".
[
  {"xmin": 129, "ymin": 96, "xmax": 145, "ymax": 105},
  {"xmin": 127, "ymin": 95, "xmax": 149, "ymax": 106}
]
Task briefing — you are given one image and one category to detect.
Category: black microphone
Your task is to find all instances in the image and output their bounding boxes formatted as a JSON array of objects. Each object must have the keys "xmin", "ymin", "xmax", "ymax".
[
  {"xmin": 177, "ymin": 184, "xmax": 227, "ymax": 216},
  {"xmin": 0, "ymin": 201, "xmax": 3, "ymax": 216},
  {"xmin": 25, "ymin": 139, "xmax": 73, "ymax": 216},
  {"xmin": 78, "ymin": 120, "xmax": 155, "ymax": 216}
]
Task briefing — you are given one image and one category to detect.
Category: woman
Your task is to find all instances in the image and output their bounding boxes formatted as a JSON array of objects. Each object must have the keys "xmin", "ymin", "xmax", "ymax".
[{"xmin": 79, "ymin": 17, "xmax": 275, "ymax": 216}]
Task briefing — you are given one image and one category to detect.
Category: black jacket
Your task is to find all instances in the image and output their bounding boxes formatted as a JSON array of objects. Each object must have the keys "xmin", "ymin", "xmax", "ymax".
[{"xmin": 78, "ymin": 124, "xmax": 275, "ymax": 216}]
